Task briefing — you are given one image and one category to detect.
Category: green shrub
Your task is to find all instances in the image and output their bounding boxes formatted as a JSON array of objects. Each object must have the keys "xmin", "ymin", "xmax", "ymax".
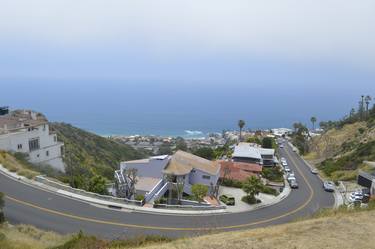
[
  {"xmin": 260, "ymin": 185, "xmax": 279, "ymax": 196},
  {"xmin": 220, "ymin": 178, "xmax": 243, "ymax": 188},
  {"xmin": 241, "ymin": 195, "xmax": 261, "ymax": 204},
  {"xmin": 135, "ymin": 194, "xmax": 145, "ymax": 201},
  {"xmin": 261, "ymin": 167, "xmax": 284, "ymax": 182}
]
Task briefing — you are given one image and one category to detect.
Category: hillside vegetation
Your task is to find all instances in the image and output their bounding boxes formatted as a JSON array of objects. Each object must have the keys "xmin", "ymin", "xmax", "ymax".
[
  {"xmin": 51, "ymin": 122, "xmax": 146, "ymax": 180},
  {"xmin": 304, "ymin": 101, "xmax": 375, "ymax": 181}
]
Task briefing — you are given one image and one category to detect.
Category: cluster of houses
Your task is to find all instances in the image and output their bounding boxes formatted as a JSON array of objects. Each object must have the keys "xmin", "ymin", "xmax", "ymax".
[
  {"xmin": 0, "ymin": 107, "xmax": 65, "ymax": 171},
  {"xmin": 114, "ymin": 142, "xmax": 278, "ymax": 205},
  {"xmin": 0, "ymin": 107, "xmax": 280, "ymax": 207}
]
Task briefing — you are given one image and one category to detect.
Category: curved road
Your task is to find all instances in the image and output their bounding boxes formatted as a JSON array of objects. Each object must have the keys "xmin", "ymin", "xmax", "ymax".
[{"xmin": 0, "ymin": 144, "xmax": 334, "ymax": 238}]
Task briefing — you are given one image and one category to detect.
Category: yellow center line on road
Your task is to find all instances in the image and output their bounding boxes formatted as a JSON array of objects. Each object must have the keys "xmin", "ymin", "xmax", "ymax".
[{"xmin": 4, "ymin": 146, "xmax": 315, "ymax": 231}]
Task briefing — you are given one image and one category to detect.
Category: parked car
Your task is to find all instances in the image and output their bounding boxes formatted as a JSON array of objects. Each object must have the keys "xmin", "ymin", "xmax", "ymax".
[
  {"xmin": 349, "ymin": 192, "xmax": 363, "ymax": 203},
  {"xmin": 282, "ymin": 161, "xmax": 288, "ymax": 167},
  {"xmin": 290, "ymin": 179, "xmax": 299, "ymax": 189},
  {"xmin": 284, "ymin": 167, "xmax": 291, "ymax": 173},
  {"xmin": 279, "ymin": 144, "xmax": 284, "ymax": 148},
  {"xmin": 219, "ymin": 194, "xmax": 235, "ymax": 206},
  {"xmin": 310, "ymin": 168, "xmax": 318, "ymax": 174},
  {"xmin": 280, "ymin": 157, "xmax": 286, "ymax": 162},
  {"xmin": 292, "ymin": 147, "xmax": 298, "ymax": 152},
  {"xmin": 323, "ymin": 181, "xmax": 335, "ymax": 192}
]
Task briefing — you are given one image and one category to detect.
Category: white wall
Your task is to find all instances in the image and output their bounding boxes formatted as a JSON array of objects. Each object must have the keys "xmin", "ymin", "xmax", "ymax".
[{"xmin": 0, "ymin": 123, "xmax": 65, "ymax": 172}]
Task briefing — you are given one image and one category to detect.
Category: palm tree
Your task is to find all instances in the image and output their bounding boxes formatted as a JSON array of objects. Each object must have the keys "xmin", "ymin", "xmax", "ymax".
[
  {"xmin": 310, "ymin": 117, "xmax": 317, "ymax": 130},
  {"xmin": 238, "ymin": 120, "xmax": 245, "ymax": 142},
  {"xmin": 365, "ymin": 95, "xmax": 372, "ymax": 118}
]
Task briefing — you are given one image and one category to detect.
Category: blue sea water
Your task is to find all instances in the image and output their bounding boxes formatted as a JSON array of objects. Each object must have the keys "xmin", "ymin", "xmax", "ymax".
[{"xmin": 1, "ymin": 78, "xmax": 374, "ymax": 137}]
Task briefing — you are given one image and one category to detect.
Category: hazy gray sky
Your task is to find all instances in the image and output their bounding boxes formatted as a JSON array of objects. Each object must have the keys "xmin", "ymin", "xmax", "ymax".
[{"xmin": 0, "ymin": 0, "xmax": 374, "ymax": 82}]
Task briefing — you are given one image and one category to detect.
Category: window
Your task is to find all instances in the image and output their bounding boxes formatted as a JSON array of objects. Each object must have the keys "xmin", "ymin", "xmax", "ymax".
[
  {"xmin": 46, "ymin": 150, "xmax": 49, "ymax": 157},
  {"xmin": 17, "ymin": 144, "xmax": 22, "ymax": 150},
  {"xmin": 202, "ymin": 175, "xmax": 211, "ymax": 180},
  {"xmin": 54, "ymin": 136, "xmax": 57, "ymax": 142},
  {"xmin": 43, "ymin": 124, "xmax": 46, "ymax": 131},
  {"xmin": 29, "ymin": 138, "xmax": 40, "ymax": 151},
  {"xmin": 37, "ymin": 154, "xmax": 40, "ymax": 158}
]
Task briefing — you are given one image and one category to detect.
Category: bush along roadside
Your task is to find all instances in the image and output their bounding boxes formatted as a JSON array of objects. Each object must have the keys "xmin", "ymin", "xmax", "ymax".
[{"xmin": 0, "ymin": 192, "xmax": 5, "ymax": 223}]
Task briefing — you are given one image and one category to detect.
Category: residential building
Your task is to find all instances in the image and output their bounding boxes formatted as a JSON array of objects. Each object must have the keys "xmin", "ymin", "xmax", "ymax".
[
  {"xmin": 114, "ymin": 151, "xmax": 221, "ymax": 202},
  {"xmin": 232, "ymin": 142, "xmax": 277, "ymax": 166},
  {"xmin": 219, "ymin": 160, "xmax": 262, "ymax": 181},
  {"xmin": 0, "ymin": 108, "xmax": 65, "ymax": 171}
]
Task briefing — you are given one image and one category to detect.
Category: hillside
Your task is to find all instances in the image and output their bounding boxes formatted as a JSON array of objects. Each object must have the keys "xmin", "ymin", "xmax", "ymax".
[
  {"xmin": 50, "ymin": 122, "xmax": 146, "ymax": 180},
  {"xmin": 305, "ymin": 118, "xmax": 375, "ymax": 181},
  {"xmin": 1, "ymin": 206, "xmax": 375, "ymax": 249}
]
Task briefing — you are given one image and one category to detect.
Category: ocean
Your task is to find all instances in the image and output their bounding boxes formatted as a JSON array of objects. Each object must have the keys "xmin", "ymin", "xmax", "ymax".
[{"xmin": 1, "ymin": 78, "xmax": 371, "ymax": 137}]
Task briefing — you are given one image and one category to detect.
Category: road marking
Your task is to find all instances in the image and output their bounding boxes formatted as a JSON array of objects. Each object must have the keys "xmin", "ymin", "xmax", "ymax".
[{"xmin": 4, "ymin": 147, "xmax": 315, "ymax": 231}]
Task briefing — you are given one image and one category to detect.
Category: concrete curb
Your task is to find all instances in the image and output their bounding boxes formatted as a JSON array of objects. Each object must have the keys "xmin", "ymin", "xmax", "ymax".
[{"xmin": 0, "ymin": 164, "xmax": 290, "ymax": 216}]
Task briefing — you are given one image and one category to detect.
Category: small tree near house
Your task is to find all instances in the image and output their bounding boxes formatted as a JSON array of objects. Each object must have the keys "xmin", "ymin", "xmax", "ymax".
[
  {"xmin": 242, "ymin": 176, "xmax": 263, "ymax": 204},
  {"xmin": 191, "ymin": 184, "xmax": 208, "ymax": 203}
]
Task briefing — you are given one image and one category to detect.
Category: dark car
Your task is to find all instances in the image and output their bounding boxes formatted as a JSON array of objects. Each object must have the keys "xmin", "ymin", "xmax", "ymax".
[
  {"xmin": 219, "ymin": 194, "xmax": 235, "ymax": 206},
  {"xmin": 323, "ymin": 181, "xmax": 335, "ymax": 192}
]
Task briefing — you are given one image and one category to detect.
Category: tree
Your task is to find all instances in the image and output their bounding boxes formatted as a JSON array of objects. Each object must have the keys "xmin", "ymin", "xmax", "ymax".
[
  {"xmin": 242, "ymin": 176, "xmax": 263, "ymax": 201},
  {"xmin": 88, "ymin": 175, "xmax": 108, "ymax": 195},
  {"xmin": 175, "ymin": 177, "xmax": 185, "ymax": 204},
  {"xmin": 175, "ymin": 137, "xmax": 188, "ymax": 151},
  {"xmin": 238, "ymin": 120, "xmax": 246, "ymax": 142},
  {"xmin": 365, "ymin": 95, "xmax": 372, "ymax": 118},
  {"xmin": 310, "ymin": 116, "xmax": 317, "ymax": 130},
  {"xmin": 124, "ymin": 168, "xmax": 138, "ymax": 199},
  {"xmin": 262, "ymin": 137, "xmax": 274, "ymax": 149},
  {"xmin": 191, "ymin": 184, "xmax": 208, "ymax": 203},
  {"xmin": 158, "ymin": 142, "xmax": 172, "ymax": 155},
  {"xmin": 192, "ymin": 147, "xmax": 215, "ymax": 160}
]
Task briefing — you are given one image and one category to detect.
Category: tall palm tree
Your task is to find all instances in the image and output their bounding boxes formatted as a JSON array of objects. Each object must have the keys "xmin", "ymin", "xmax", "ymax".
[
  {"xmin": 238, "ymin": 120, "xmax": 245, "ymax": 142},
  {"xmin": 365, "ymin": 95, "xmax": 372, "ymax": 118},
  {"xmin": 310, "ymin": 116, "xmax": 317, "ymax": 130}
]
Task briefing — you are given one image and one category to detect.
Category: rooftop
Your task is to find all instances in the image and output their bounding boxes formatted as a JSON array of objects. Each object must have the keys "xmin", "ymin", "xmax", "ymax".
[
  {"xmin": 163, "ymin": 150, "xmax": 220, "ymax": 176},
  {"xmin": 219, "ymin": 161, "xmax": 261, "ymax": 181},
  {"xmin": 232, "ymin": 143, "xmax": 262, "ymax": 159},
  {"xmin": 0, "ymin": 109, "xmax": 48, "ymax": 134}
]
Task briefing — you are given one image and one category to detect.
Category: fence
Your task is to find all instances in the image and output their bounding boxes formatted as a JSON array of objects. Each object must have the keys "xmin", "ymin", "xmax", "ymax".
[{"xmin": 35, "ymin": 175, "xmax": 144, "ymax": 206}]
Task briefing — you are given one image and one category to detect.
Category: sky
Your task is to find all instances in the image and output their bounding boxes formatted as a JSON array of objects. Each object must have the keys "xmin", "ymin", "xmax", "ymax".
[{"xmin": 0, "ymin": 1, "xmax": 374, "ymax": 134}]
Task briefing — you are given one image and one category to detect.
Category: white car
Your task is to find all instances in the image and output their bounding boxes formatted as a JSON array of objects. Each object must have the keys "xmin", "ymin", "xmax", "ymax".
[
  {"xmin": 349, "ymin": 193, "xmax": 363, "ymax": 203},
  {"xmin": 282, "ymin": 161, "xmax": 288, "ymax": 167},
  {"xmin": 287, "ymin": 175, "xmax": 296, "ymax": 182},
  {"xmin": 284, "ymin": 167, "xmax": 291, "ymax": 173},
  {"xmin": 280, "ymin": 157, "xmax": 286, "ymax": 162}
]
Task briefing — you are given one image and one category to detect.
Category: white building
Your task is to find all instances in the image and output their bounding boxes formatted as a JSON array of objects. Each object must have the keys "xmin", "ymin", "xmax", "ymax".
[
  {"xmin": 0, "ymin": 109, "xmax": 65, "ymax": 172},
  {"xmin": 232, "ymin": 142, "xmax": 278, "ymax": 167}
]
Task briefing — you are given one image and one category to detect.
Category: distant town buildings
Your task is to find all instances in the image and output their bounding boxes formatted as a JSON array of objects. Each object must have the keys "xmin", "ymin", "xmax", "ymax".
[{"xmin": 0, "ymin": 108, "xmax": 65, "ymax": 171}]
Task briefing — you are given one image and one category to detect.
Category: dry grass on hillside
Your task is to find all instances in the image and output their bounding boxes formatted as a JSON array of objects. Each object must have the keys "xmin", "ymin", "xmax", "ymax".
[
  {"xmin": 141, "ymin": 210, "xmax": 375, "ymax": 249},
  {"xmin": 0, "ymin": 151, "xmax": 39, "ymax": 179},
  {"xmin": 306, "ymin": 122, "xmax": 367, "ymax": 164},
  {"xmin": 0, "ymin": 224, "xmax": 68, "ymax": 249}
]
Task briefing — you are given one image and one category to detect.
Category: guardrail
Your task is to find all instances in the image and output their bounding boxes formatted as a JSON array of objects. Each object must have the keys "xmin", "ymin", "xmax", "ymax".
[{"xmin": 35, "ymin": 175, "xmax": 144, "ymax": 206}]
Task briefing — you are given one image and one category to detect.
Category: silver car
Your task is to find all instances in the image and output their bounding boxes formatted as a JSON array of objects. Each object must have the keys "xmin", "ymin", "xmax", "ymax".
[{"xmin": 323, "ymin": 181, "xmax": 335, "ymax": 192}]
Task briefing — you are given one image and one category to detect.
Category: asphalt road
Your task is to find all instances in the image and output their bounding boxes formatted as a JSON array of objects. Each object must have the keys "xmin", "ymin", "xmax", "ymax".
[{"xmin": 0, "ymin": 144, "xmax": 334, "ymax": 239}]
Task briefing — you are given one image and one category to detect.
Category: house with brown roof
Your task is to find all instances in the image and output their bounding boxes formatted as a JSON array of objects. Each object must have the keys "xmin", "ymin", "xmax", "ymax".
[
  {"xmin": 219, "ymin": 161, "xmax": 262, "ymax": 182},
  {"xmin": 115, "ymin": 150, "xmax": 221, "ymax": 202}
]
